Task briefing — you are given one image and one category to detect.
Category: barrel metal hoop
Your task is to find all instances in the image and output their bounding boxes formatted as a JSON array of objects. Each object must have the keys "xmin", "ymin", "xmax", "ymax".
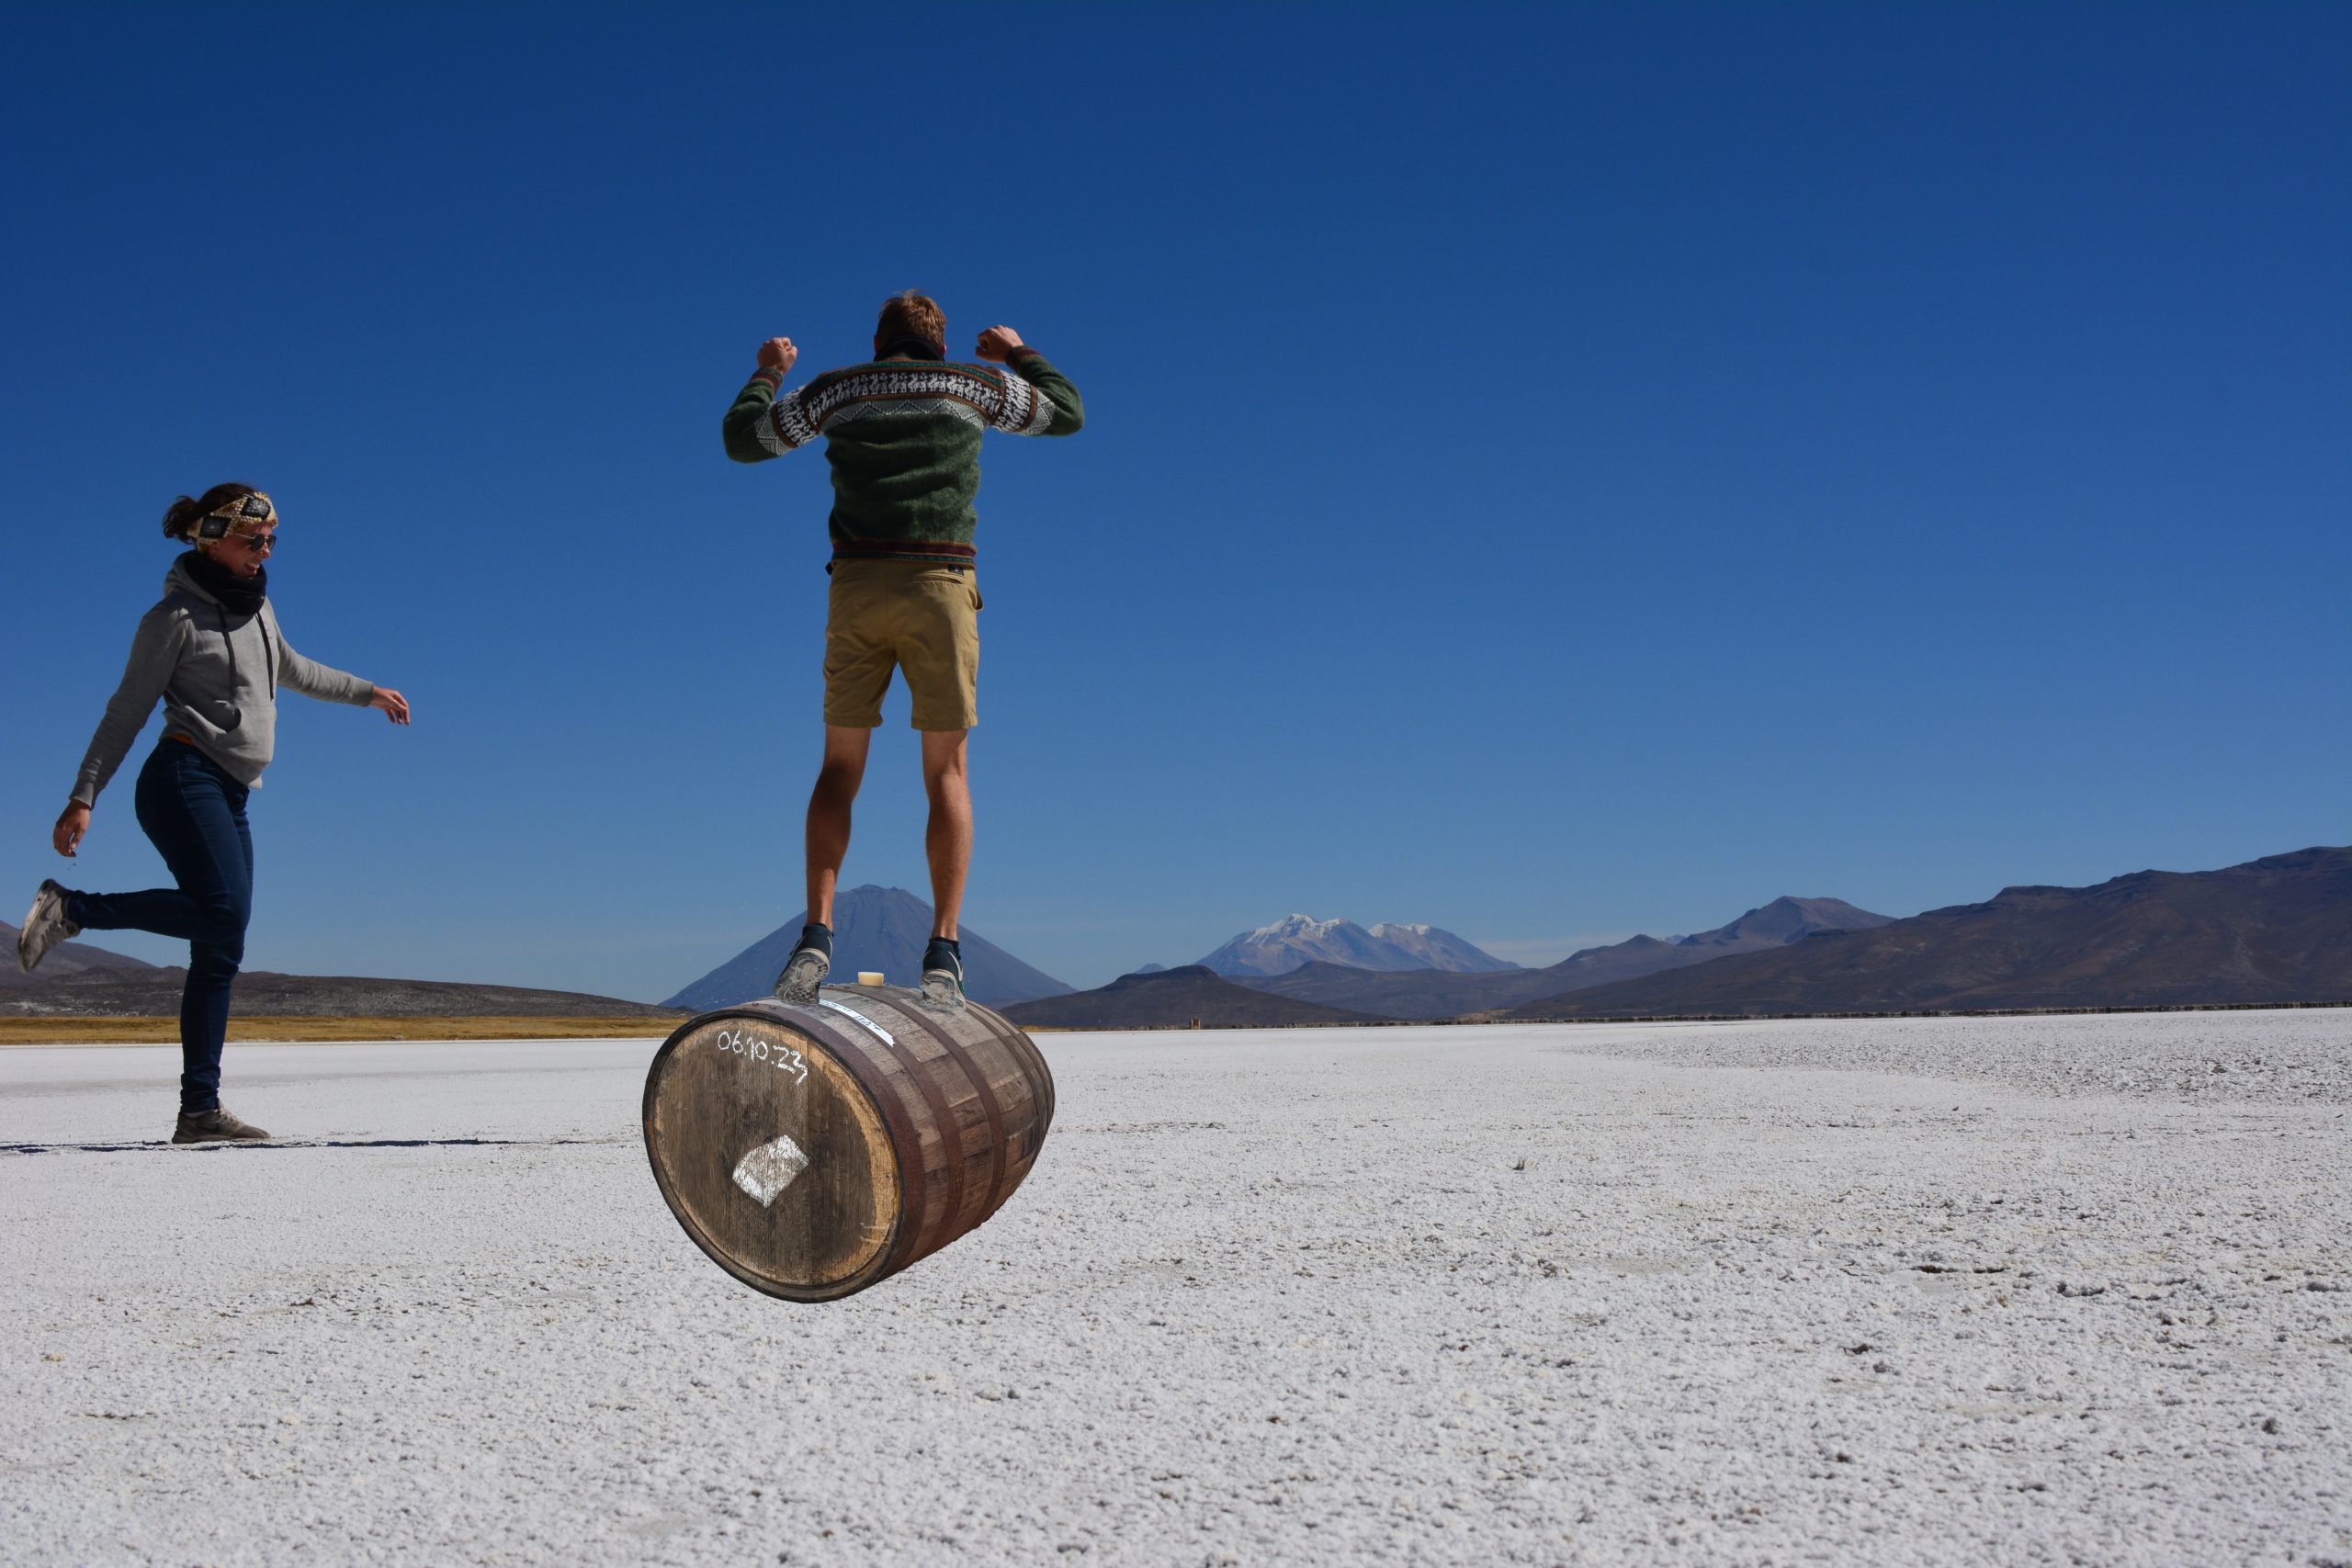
[
  {"xmin": 970, "ymin": 1009, "xmax": 1056, "ymax": 1138},
  {"xmin": 896, "ymin": 1002, "xmax": 1012, "ymax": 1223},
  {"xmin": 843, "ymin": 998, "xmax": 965, "ymax": 1263},
  {"xmin": 989, "ymin": 1010, "xmax": 1055, "ymax": 1133}
]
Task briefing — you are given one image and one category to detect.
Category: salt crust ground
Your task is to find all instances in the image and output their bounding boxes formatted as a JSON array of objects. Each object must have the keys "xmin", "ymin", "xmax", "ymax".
[{"xmin": 2, "ymin": 1011, "xmax": 2346, "ymax": 1568}]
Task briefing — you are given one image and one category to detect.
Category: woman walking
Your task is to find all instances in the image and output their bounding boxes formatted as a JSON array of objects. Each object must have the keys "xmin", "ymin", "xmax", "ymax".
[{"xmin": 17, "ymin": 484, "xmax": 410, "ymax": 1142}]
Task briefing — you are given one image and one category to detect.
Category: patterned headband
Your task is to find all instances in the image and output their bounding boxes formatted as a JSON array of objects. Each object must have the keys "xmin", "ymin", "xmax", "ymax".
[{"xmin": 206, "ymin": 491, "xmax": 277, "ymax": 532}]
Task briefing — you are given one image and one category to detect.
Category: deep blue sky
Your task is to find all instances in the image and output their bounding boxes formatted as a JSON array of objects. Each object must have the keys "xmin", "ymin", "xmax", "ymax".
[{"xmin": 5, "ymin": 4, "xmax": 2346, "ymax": 998}]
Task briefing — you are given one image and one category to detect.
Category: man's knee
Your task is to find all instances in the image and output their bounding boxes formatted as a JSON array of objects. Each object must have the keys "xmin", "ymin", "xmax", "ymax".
[
  {"xmin": 812, "ymin": 755, "xmax": 865, "ymax": 801},
  {"xmin": 920, "ymin": 731, "xmax": 968, "ymax": 772}
]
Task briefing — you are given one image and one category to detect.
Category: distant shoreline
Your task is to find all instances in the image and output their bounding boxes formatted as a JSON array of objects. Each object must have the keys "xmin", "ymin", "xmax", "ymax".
[
  {"xmin": 6, "ymin": 998, "xmax": 2340, "ymax": 1045},
  {"xmin": 1020, "ymin": 998, "xmax": 2352, "ymax": 1032},
  {"xmin": 0, "ymin": 1015, "xmax": 683, "ymax": 1047}
]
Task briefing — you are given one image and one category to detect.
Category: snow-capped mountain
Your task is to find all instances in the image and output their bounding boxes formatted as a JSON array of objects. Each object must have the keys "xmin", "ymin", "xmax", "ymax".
[{"xmin": 1196, "ymin": 915, "xmax": 1519, "ymax": 977}]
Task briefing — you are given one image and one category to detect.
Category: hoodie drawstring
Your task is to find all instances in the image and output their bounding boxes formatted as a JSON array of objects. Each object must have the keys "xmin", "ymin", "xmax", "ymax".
[{"xmin": 213, "ymin": 601, "xmax": 276, "ymax": 717}]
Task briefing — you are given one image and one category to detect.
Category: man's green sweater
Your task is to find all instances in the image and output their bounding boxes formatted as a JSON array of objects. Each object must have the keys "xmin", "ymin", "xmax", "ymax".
[{"xmin": 722, "ymin": 347, "xmax": 1084, "ymax": 566}]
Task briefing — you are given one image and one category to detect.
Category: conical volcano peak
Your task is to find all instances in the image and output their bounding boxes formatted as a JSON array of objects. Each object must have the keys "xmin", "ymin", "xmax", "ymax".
[{"xmin": 663, "ymin": 886, "xmax": 1073, "ymax": 1010}]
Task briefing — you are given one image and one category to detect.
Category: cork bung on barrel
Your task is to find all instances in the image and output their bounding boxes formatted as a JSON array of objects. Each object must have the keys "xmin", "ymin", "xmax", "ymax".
[{"xmin": 641, "ymin": 985, "xmax": 1055, "ymax": 1301}]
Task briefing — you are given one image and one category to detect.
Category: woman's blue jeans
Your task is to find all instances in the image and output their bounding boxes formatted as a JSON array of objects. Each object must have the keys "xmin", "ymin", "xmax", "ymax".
[{"xmin": 69, "ymin": 743, "xmax": 254, "ymax": 1114}]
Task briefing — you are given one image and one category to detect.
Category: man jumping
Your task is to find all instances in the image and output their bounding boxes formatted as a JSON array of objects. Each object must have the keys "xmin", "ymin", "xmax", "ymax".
[{"xmin": 722, "ymin": 291, "xmax": 1084, "ymax": 1006}]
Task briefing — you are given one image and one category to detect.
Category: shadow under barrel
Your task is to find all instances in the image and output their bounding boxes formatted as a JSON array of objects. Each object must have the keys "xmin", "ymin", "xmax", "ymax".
[{"xmin": 641, "ymin": 986, "xmax": 1056, "ymax": 1302}]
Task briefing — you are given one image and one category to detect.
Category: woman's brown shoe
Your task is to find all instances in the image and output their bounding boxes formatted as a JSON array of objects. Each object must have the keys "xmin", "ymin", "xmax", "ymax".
[{"xmin": 172, "ymin": 1107, "xmax": 272, "ymax": 1143}]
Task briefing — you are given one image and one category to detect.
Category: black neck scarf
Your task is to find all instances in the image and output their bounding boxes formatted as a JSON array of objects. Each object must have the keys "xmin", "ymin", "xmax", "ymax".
[
  {"xmin": 181, "ymin": 549, "xmax": 268, "ymax": 617},
  {"xmin": 876, "ymin": 334, "xmax": 945, "ymax": 362}
]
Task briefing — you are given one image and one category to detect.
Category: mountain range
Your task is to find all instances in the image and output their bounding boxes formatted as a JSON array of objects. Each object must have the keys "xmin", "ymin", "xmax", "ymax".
[
  {"xmin": 1196, "ymin": 915, "xmax": 1516, "ymax": 976},
  {"xmin": 18, "ymin": 845, "xmax": 2340, "ymax": 1029},
  {"xmin": 1001, "ymin": 966, "xmax": 1382, "ymax": 1030},
  {"xmin": 664, "ymin": 886, "xmax": 1073, "ymax": 1011},
  {"xmin": 1510, "ymin": 846, "xmax": 2352, "ymax": 1018},
  {"xmin": 1235, "ymin": 897, "xmax": 1894, "ymax": 1019}
]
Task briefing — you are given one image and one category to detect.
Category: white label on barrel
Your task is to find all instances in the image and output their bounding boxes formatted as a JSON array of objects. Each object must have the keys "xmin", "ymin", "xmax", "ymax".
[
  {"xmin": 732, "ymin": 1135, "xmax": 810, "ymax": 1206},
  {"xmin": 819, "ymin": 998, "xmax": 896, "ymax": 1046}
]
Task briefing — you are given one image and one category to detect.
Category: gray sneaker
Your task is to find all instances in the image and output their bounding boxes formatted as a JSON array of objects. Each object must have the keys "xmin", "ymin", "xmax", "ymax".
[
  {"xmin": 173, "ymin": 1106, "xmax": 272, "ymax": 1144},
  {"xmin": 919, "ymin": 945, "xmax": 965, "ymax": 1009},
  {"xmin": 773, "ymin": 945, "xmax": 830, "ymax": 1004},
  {"xmin": 18, "ymin": 879, "xmax": 81, "ymax": 974}
]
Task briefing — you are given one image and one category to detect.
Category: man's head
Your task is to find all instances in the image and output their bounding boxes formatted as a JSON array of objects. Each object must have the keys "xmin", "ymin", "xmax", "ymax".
[{"xmin": 875, "ymin": 290, "xmax": 945, "ymax": 359}]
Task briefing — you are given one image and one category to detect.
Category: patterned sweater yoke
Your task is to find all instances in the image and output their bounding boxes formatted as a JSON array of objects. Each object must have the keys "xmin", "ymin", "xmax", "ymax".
[
  {"xmin": 722, "ymin": 346, "xmax": 1084, "ymax": 566},
  {"xmin": 776, "ymin": 360, "xmax": 1058, "ymax": 448}
]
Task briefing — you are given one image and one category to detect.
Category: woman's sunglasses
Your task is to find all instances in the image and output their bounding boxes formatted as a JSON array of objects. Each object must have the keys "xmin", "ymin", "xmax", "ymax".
[{"xmin": 231, "ymin": 530, "xmax": 277, "ymax": 554}]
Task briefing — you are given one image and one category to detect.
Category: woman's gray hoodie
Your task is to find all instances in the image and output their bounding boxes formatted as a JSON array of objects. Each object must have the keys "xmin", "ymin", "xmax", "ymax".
[{"xmin": 72, "ymin": 556, "xmax": 375, "ymax": 806}]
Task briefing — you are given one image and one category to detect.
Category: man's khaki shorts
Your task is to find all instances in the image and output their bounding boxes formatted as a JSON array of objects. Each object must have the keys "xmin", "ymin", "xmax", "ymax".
[{"xmin": 822, "ymin": 559, "xmax": 982, "ymax": 731}]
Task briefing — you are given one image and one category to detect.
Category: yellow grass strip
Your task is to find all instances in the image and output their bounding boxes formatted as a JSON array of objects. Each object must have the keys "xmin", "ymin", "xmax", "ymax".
[{"xmin": 0, "ymin": 1015, "xmax": 684, "ymax": 1046}]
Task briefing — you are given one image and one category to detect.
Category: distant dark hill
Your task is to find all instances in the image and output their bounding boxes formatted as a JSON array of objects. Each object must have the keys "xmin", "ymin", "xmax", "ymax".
[
  {"xmin": 1237, "ymin": 959, "xmax": 1563, "ymax": 1020},
  {"xmin": 0, "ymin": 920, "xmax": 160, "ymax": 987},
  {"xmin": 3, "ymin": 967, "xmax": 679, "ymax": 1020},
  {"xmin": 1510, "ymin": 847, "xmax": 2352, "ymax": 1018},
  {"xmin": 1238, "ymin": 897, "xmax": 1894, "ymax": 1019},
  {"xmin": 1685, "ymin": 897, "xmax": 1894, "ymax": 951},
  {"xmin": 1001, "ymin": 966, "xmax": 1383, "ymax": 1031},
  {"xmin": 666, "ymin": 886, "xmax": 1072, "ymax": 1011}
]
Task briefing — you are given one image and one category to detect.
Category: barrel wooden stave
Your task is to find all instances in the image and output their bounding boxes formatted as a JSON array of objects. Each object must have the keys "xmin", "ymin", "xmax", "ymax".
[
  {"xmin": 883, "ymin": 997, "xmax": 1029, "ymax": 1253},
  {"xmin": 642, "ymin": 984, "xmax": 1053, "ymax": 1302}
]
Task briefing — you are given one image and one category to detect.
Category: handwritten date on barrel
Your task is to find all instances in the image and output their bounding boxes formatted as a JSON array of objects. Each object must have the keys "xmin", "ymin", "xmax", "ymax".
[{"xmin": 707, "ymin": 1026, "xmax": 808, "ymax": 1085}]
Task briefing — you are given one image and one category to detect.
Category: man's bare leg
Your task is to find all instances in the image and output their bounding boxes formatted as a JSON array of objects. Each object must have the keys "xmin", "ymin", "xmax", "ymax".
[
  {"xmin": 806, "ymin": 725, "xmax": 873, "ymax": 928},
  {"xmin": 920, "ymin": 729, "xmax": 971, "ymax": 941}
]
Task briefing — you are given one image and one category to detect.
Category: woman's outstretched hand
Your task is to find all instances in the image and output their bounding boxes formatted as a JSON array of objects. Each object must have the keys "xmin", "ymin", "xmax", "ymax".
[
  {"xmin": 370, "ymin": 687, "xmax": 412, "ymax": 726},
  {"xmin": 54, "ymin": 803, "xmax": 89, "ymax": 858}
]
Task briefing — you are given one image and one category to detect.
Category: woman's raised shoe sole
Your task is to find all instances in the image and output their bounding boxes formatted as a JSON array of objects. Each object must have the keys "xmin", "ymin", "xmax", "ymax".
[{"xmin": 17, "ymin": 880, "xmax": 80, "ymax": 974}]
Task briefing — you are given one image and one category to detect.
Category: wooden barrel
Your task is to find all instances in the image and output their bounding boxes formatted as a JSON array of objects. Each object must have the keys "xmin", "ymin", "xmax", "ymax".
[{"xmin": 641, "ymin": 985, "xmax": 1056, "ymax": 1302}]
